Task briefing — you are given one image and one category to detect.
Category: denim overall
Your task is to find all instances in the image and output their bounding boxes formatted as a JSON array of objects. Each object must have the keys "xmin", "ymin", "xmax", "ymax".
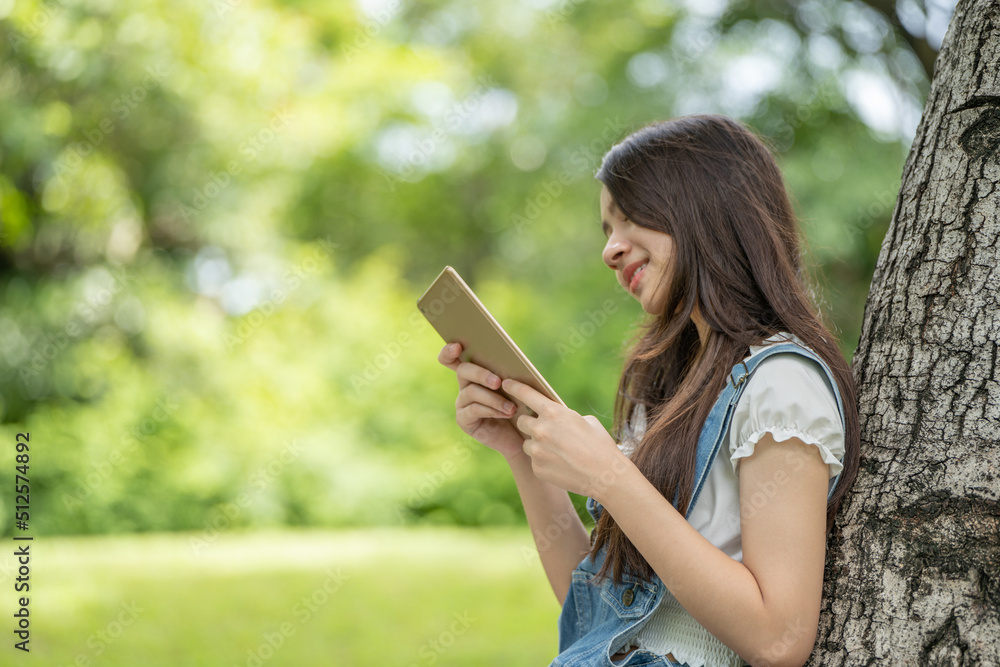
[{"xmin": 551, "ymin": 342, "xmax": 846, "ymax": 667}]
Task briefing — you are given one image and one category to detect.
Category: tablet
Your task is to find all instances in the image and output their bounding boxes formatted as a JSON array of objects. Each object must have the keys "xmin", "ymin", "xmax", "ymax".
[{"xmin": 417, "ymin": 266, "xmax": 564, "ymax": 437}]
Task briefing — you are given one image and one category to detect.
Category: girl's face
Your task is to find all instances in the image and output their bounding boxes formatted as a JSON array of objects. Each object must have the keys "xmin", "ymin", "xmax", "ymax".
[{"xmin": 600, "ymin": 185, "xmax": 676, "ymax": 315}]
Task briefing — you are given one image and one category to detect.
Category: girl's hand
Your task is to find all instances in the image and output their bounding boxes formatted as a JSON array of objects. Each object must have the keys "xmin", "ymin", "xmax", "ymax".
[
  {"xmin": 500, "ymin": 378, "xmax": 635, "ymax": 499},
  {"xmin": 437, "ymin": 342, "xmax": 526, "ymax": 460}
]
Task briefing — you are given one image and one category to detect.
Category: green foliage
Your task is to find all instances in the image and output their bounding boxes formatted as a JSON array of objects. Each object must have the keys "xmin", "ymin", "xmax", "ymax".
[{"xmin": 0, "ymin": 0, "xmax": 930, "ymax": 535}]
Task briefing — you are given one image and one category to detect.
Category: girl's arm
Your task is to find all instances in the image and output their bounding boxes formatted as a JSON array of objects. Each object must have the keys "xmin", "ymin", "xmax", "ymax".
[
  {"xmin": 436, "ymin": 343, "xmax": 591, "ymax": 605},
  {"xmin": 501, "ymin": 378, "xmax": 829, "ymax": 667},
  {"xmin": 596, "ymin": 433, "xmax": 828, "ymax": 667},
  {"xmin": 504, "ymin": 450, "xmax": 593, "ymax": 605}
]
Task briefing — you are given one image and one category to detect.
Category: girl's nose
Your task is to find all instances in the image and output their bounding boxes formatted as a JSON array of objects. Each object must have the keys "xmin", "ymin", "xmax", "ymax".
[{"xmin": 603, "ymin": 234, "xmax": 629, "ymax": 269}]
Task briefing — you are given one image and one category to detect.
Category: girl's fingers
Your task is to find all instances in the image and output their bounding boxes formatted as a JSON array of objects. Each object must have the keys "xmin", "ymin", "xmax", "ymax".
[
  {"xmin": 437, "ymin": 343, "xmax": 503, "ymax": 393},
  {"xmin": 457, "ymin": 402, "xmax": 517, "ymax": 426},
  {"xmin": 457, "ymin": 383, "xmax": 517, "ymax": 417},
  {"xmin": 455, "ymin": 360, "xmax": 503, "ymax": 391},
  {"xmin": 440, "ymin": 342, "xmax": 516, "ymax": 424},
  {"xmin": 438, "ymin": 342, "xmax": 524, "ymax": 455},
  {"xmin": 437, "ymin": 342, "xmax": 463, "ymax": 369}
]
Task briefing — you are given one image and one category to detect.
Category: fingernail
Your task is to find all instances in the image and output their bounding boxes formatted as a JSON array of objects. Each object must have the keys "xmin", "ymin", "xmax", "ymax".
[
  {"xmin": 501, "ymin": 379, "xmax": 511, "ymax": 390},
  {"xmin": 449, "ymin": 343, "xmax": 459, "ymax": 353},
  {"xmin": 488, "ymin": 374, "xmax": 500, "ymax": 387},
  {"xmin": 504, "ymin": 401, "xmax": 515, "ymax": 412}
]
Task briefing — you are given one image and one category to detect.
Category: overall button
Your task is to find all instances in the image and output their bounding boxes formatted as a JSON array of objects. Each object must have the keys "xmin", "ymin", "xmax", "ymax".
[{"xmin": 622, "ymin": 587, "xmax": 634, "ymax": 606}]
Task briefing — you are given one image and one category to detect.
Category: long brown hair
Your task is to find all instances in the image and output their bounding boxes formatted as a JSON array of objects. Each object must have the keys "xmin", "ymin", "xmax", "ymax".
[{"xmin": 591, "ymin": 114, "xmax": 860, "ymax": 584}]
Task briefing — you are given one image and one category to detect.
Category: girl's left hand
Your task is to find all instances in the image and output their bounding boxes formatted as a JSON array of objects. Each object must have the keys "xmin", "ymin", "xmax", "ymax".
[{"xmin": 501, "ymin": 378, "xmax": 635, "ymax": 499}]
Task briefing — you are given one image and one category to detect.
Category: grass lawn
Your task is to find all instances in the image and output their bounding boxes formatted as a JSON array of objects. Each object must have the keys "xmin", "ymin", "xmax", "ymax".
[{"xmin": 2, "ymin": 527, "xmax": 563, "ymax": 665}]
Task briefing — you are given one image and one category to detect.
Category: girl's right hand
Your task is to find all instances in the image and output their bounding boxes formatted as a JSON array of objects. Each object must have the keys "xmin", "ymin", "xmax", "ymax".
[{"xmin": 437, "ymin": 342, "xmax": 526, "ymax": 460}]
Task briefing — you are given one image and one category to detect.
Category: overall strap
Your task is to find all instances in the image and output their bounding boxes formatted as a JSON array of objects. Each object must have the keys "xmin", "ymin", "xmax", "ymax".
[{"xmin": 685, "ymin": 341, "xmax": 847, "ymax": 519}]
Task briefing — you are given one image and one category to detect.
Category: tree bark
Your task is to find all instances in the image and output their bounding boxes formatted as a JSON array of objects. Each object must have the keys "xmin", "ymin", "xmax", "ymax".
[{"xmin": 811, "ymin": 1, "xmax": 1000, "ymax": 665}]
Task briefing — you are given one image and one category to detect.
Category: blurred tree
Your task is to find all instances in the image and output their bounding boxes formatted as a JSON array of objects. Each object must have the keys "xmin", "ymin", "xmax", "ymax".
[
  {"xmin": 860, "ymin": 0, "xmax": 953, "ymax": 75},
  {"xmin": 812, "ymin": 0, "xmax": 1000, "ymax": 663},
  {"xmin": 0, "ymin": 0, "xmax": 963, "ymax": 536},
  {"xmin": 746, "ymin": 0, "xmax": 956, "ymax": 79}
]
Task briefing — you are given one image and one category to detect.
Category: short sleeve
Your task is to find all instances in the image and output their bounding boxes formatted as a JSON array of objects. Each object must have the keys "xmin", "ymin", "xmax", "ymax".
[
  {"xmin": 728, "ymin": 354, "xmax": 845, "ymax": 478},
  {"xmin": 617, "ymin": 404, "xmax": 646, "ymax": 458}
]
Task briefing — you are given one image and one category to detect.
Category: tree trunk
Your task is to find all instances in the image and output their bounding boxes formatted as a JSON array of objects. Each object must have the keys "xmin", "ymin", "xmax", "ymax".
[{"xmin": 810, "ymin": 1, "xmax": 1000, "ymax": 665}]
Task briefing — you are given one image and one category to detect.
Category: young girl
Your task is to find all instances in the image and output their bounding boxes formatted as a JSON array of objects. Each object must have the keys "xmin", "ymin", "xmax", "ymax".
[{"xmin": 436, "ymin": 114, "xmax": 860, "ymax": 667}]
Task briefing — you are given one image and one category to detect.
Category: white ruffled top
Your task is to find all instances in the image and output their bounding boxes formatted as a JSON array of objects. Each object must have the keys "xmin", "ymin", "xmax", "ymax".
[{"xmin": 615, "ymin": 333, "xmax": 846, "ymax": 667}]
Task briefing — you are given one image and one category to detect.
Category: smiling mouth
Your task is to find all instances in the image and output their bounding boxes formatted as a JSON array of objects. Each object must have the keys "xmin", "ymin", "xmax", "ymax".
[{"xmin": 628, "ymin": 263, "xmax": 647, "ymax": 293}]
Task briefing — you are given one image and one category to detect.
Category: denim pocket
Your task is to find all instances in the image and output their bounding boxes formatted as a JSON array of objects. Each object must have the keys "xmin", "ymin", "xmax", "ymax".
[{"xmin": 599, "ymin": 572, "xmax": 659, "ymax": 620}]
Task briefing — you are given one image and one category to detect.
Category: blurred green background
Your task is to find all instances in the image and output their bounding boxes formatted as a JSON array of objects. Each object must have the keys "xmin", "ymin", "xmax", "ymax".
[{"xmin": 0, "ymin": 0, "xmax": 953, "ymax": 663}]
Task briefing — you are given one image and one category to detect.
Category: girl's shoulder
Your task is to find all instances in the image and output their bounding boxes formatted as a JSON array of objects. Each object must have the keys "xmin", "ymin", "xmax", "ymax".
[
  {"xmin": 741, "ymin": 332, "xmax": 840, "ymax": 407},
  {"xmin": 745, "ymin": 332, "xmax": 814, "ymax": 359},
  {"xmin": 620, "ymin": 334, "xmax": 841, "ymax": 456},
  {"xmin": 730, "ymin": 332, "xmax": 846, "ymax": 478}
]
